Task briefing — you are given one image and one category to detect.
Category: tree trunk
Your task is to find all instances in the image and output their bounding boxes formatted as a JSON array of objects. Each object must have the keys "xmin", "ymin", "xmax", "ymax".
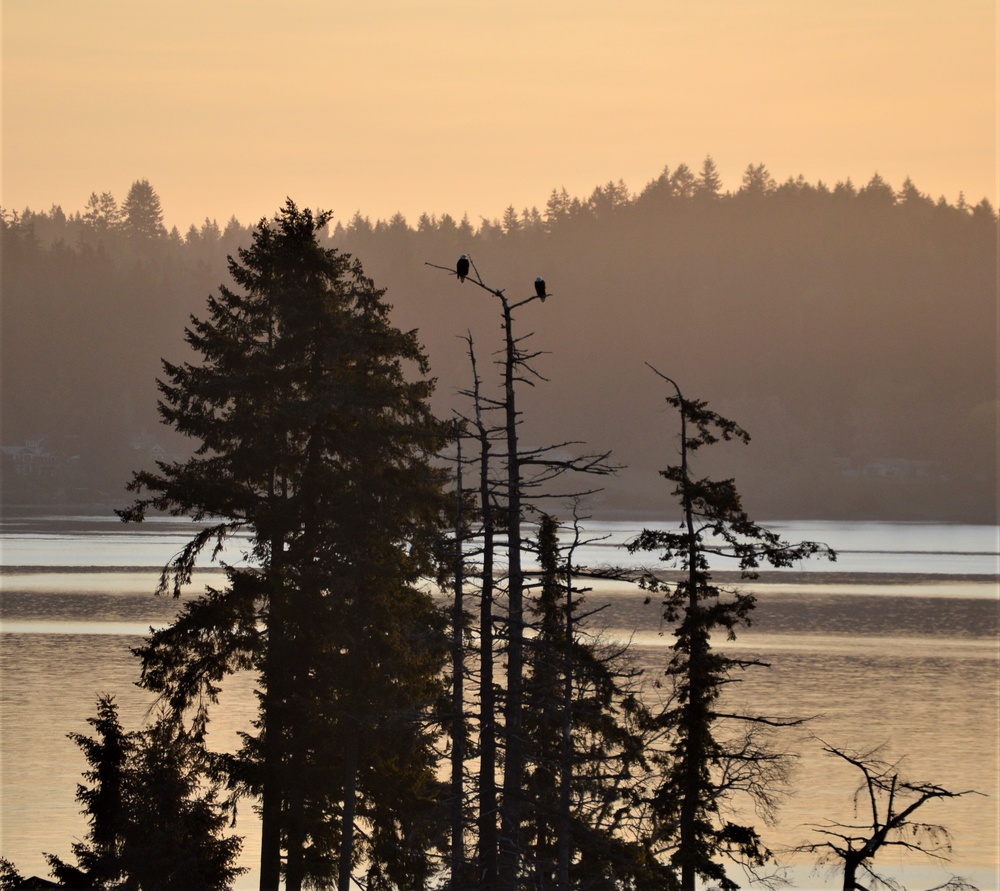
[
  {"xmin": 338, "ymin": 729, "xmax": 360, "ymax": 891},
  {"xmin": 556, "ymin": 550, "xmax": 573, "ymax": 891},
  {"xmin": 478, "ymin": 424, "xmax": 499, "ymax": 891},
  {"xmin": 842, "ymin": 852, "xmax": 866, "ymax": 891},
  {"xmin": 451, "ymin": 429, "xmax": 467, "ymax": 886},
  {"xmin": 679, "ymin": 397, "xmax": 701, "ymax": 891},
  {"xmin": 286, "ymin": 436, "xmax": 324, "ymax": 891},
  {"xmin": 259, "ymin": 535, "xmax": 286, "ymax": 891},
  {"xmin": 285, "ymin": 782, "xmax": 305, "ymax": 891},
  {"xmin": 498, "ymin": 298, "xmax": 525, "ymax": 891},
  {"xmin": 259, "ymin": 733, "xmax": 283, "ymax": 890}
]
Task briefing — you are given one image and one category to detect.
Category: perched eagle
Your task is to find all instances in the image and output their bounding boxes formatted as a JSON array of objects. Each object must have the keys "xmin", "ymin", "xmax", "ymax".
[
  {"xmin": 534, "ymin": 276, "xmax": 547, "ymax": 301},
  {"xmin": 457, "ymin": 254, "xmax": 470, "ymax": 283}
]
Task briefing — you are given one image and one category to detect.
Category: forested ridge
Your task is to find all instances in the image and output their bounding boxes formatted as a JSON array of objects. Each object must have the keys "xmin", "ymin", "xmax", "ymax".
[{"xmin": 2, "ymin": 163, "xmax": 996, "ymax": 520}]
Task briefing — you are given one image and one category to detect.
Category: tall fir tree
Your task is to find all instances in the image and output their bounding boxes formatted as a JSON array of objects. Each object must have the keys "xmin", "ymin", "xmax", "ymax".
[
  {"xmin": 120, "ymin": 201, "xmax": 451, "ymax": 891},
  {"xmin": 121, "ymin": 179, "xmax": 166, "ymax": 239}
]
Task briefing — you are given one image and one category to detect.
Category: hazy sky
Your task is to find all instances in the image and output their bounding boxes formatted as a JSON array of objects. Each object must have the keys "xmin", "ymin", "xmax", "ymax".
[{"xmin": 3, "ymin": 0, "xmax": 996, "ymax": 231}]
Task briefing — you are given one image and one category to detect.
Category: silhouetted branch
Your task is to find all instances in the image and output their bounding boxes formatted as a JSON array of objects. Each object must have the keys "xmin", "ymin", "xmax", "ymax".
[{"xmin": 796, "ymin": 739, "xmax": 984, "ymax": 891}]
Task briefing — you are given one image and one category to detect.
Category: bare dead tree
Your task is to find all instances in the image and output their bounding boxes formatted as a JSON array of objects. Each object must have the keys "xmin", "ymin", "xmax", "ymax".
[
  {"xmin": 459, "ymin": 332, "xmax": 502, "ymax": 891},
  {"xmin": 429, "ymin": 257, "xmax": 616, "ymax": 891},
  {"xmin": 429, "ymin": 256, "xmax": 544, "ymax": 891},
  {"xmin": 450, "ymin": 416, "xmax": 469, "ymax": 885},
  {"xmin": 797, "ymin": 740, "xmax": 983, "ymax": 891}
]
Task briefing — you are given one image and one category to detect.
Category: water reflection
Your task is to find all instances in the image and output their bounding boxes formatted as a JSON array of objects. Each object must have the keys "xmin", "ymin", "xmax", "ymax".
[
  {"xmin": 1, "ymin": 518, "xmax": 997, "ymax": 889},
  {"xmin": 4, "ymin": 622, "xmax": 994, "ymax": 890}
]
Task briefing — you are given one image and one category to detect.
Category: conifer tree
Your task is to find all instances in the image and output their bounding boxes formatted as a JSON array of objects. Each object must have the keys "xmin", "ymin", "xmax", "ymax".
[
  {"xmin": 47, "ymin": 695, "xmax": 133, "ymax": 889},
  {"xmin": 522, "ymin": 513, "xmax": 668, "ymax": 891},
  {"xmin": 82, "ymin": 191, "xmax": 123, "ymax": 231},
  {"xmin": 121, "ymin": 179, "xmax": 166, "ymax": 239},
  {"xmin": 0, "ymin": 858, "xmax": 24, "ymax": 890},
  {"xmin": 628, "ymin": 368, "xmax": 834, "ymax": 891},
  {"xmin": 694, "ymin": 156, "xmax": 723, "ymax": 199},
  {"xmin": 120, "ymin": 201, "xmax": 451, "ymax": 891},
  {"xmin": 45, "ymin": 695, "xmax": 244, "ymax": 891}
]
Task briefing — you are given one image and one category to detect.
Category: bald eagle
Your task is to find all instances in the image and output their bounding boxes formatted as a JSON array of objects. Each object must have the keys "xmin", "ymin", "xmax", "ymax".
[
  {"xmin": 457, "ymin": 254, "xmax": 470, "ymax": 283},
  {"xmin": 534, "ymin": 277, "xmax": 547, "ymax": 301}
]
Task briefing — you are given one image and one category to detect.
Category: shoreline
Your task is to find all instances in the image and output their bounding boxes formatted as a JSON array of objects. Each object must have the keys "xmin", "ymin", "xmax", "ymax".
[{"xmin": 2, "ymin": 563, "xmax": 998, "ymax": 585}]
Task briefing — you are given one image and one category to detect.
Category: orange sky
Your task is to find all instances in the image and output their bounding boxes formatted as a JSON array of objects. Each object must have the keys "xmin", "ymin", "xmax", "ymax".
[{"xmin": 3, "ymin": 1, "xmax": 996, "ymax": 231}]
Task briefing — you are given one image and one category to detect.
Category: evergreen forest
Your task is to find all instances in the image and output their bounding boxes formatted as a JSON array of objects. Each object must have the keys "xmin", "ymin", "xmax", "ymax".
[{"xmin": 2, "ymin": 163, "xmax": 996, "ymax": 522}]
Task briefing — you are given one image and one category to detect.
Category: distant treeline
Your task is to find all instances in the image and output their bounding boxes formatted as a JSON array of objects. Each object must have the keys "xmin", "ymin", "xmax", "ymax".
[{"xmin": 2, "ymin": 163, "xmax": 996, "ymax": 520}]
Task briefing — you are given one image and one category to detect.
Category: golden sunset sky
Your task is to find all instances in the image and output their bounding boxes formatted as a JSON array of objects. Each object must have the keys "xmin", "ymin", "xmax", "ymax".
[{"xmin": 3, "ymin": 0, "xmax": 996, "ymax": 231}]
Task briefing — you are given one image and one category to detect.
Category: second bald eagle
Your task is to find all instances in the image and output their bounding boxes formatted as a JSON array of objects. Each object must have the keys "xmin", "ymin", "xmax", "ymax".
[
  {"xmin": 457, "ymin": 254, "xmax": 470, "ymax": 283},
  {"xmin": 534, "ymin": 277, "xmax": 547, "ymax": 301}
]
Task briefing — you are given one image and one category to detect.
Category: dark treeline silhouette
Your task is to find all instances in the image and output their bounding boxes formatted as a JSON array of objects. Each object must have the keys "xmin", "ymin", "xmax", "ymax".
[{"xmin": 2, "ymin": 165, "xmax": 996, "ymax": 519}]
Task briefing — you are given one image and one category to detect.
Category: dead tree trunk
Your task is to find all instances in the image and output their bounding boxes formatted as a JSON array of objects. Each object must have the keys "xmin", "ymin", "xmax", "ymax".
[
  {"xmin": 450, "ymin": 421, "xmax": 467, "ymax": 886},
  {"xmin": 799, "ymin": 741, "xmax": 983, "ymax": 891}
]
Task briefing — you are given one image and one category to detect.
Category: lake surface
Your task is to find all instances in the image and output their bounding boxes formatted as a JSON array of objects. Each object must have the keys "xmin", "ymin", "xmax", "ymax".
[{"xmin": 1, "ymin": 515, "xmax": 997, "ymax": 889}]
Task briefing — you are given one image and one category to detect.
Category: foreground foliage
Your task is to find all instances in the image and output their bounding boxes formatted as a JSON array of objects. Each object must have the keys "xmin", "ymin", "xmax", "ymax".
[{"xmin": 45, "ymin": 695, "xmax": 244, "ymax": 891}]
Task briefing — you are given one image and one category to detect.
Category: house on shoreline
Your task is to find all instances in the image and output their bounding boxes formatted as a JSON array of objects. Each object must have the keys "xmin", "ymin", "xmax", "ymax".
[{"xmin": 1, "ymin": 439, "xmax": 65, "ymax": 478}]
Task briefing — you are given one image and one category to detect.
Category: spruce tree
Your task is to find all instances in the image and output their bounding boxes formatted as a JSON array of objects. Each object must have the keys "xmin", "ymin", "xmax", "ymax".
[
  {"xmin": 47, "ymin": 695, "xmax": 133, "ymax": 889},
  {"xmin": 120, "ymin": 201, "xmax": 451, "ymax": 890}
]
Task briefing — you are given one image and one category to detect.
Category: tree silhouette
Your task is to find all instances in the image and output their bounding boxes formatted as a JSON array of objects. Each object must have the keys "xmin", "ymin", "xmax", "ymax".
[
  {"xmin": 430, "ymin": 255, "xmax": 616, "ymax": 890},
  {"xmin": 521, "ymin": 512, "xmax": 669, "ymax": 891},
  {"xmin": 44, "ymin": 695, "xmax": 244, "ymax": 891},
  {"xmin": 121, "ymin": 178, "xmax": 166, "ymax": 239},
  {"xmin": 628, "ymin": 367, "xmax": 834, "ymax": 891},
  {"xmin": 121, "ymin": 201, "xmax": 451, "ymax": 891},
  {"xmin": 4, "ymin": 165, "xmax": 996, "ymax": 521},
  {"xmin": 82, "ymin": 191, "xmax": 122, "ymax": 232},
  {"xmin": 798, "ymin": 741, "xmax": 983, "ymax": 891},
  {"xmin": 0, "ymin": 859, "xmax": 25, "ymax": 890},
  {"xmin": 694, "ymin": 156, "xmax": 723, "ymax": 199}
]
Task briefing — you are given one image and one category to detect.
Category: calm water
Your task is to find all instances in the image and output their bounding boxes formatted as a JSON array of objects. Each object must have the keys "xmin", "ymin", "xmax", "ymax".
[{"xmin": 1, "ymin": 515, "xmax": 997, "ymax": 889}]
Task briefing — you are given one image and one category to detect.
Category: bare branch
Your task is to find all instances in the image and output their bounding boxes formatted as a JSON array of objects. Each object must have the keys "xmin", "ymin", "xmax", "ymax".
[{"xmin": 797, "ymin": 739, "xmax": 984, "ymax": 891}]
